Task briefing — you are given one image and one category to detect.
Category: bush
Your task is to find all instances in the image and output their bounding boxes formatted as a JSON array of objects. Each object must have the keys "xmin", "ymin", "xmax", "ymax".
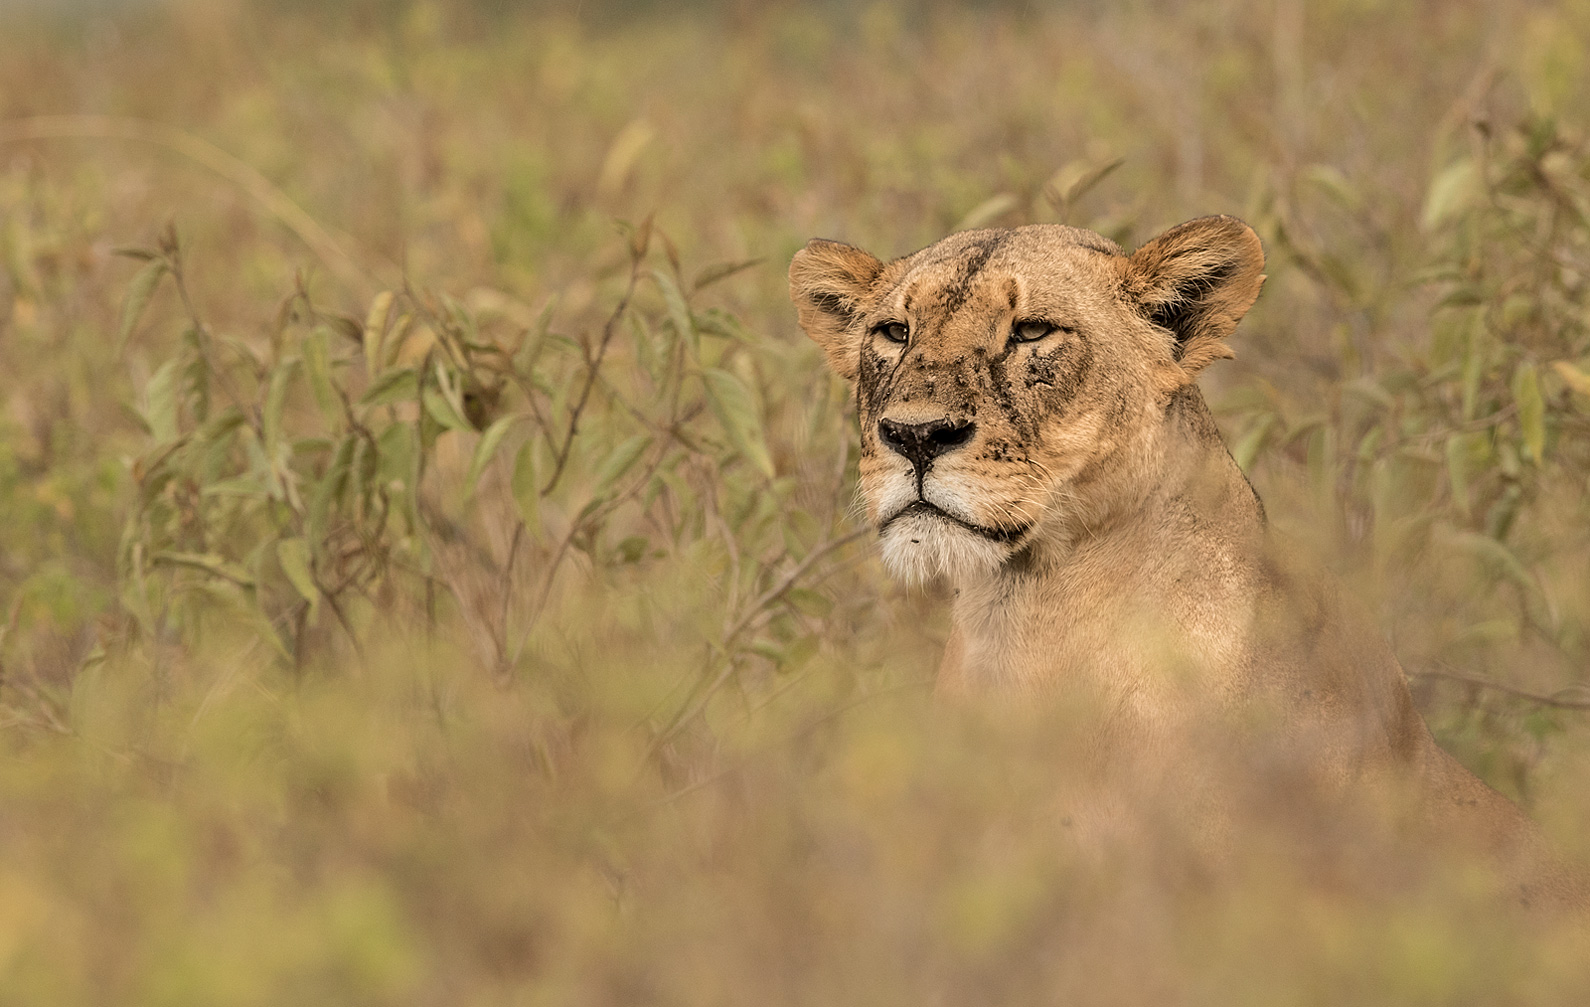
[{"xmin": 1, "ymin": 2, "xmax": 1589, "ymax": 1003}]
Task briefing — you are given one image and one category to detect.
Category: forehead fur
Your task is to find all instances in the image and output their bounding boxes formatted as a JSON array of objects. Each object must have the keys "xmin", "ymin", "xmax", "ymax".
[
  {"xmin": 871, "ymin": 225, "xmax": 1127, "ymax": 315},
  {"xmin": 914, "ymin": 224, "xmax": 1124, "ymax": 263},
  {"xmin": 790, "ymin": 215, "xmax": 1263, "ymax": 386}
]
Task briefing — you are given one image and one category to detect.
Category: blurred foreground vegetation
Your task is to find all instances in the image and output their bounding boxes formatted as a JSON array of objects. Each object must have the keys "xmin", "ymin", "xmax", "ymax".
[{"xmin": 2, "ymin": 0, "xmax": 1590, "ymax": 1002}]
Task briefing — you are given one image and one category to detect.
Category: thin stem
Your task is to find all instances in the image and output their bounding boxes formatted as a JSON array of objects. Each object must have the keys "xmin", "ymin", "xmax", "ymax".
[
  {"xmin": 164, "ymin": 233, "xmax": 257, "ymax": 434},
  {"xmin": 505, "ymin": 441, "xmax": 674, "ymax": 673},
  {"xmin": 1411, "ymin": 665, "xmax": 1590, "ymax": 710},
  {"xmin": 720, "ymin": 528, "xmax": 869, "ymax": 649},
  {"xmin": 541, "ymin": 255, "xmax": 644, "ymax": 497},
  {"xmin": 644, "ymin": 526, "xmax": 870, "ymax": 758}
]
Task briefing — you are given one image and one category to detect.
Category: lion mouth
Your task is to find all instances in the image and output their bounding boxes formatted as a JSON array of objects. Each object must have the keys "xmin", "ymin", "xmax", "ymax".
[{"xmin": 878, "ymin": 500, "xmax": 1030, "ymax": 544}]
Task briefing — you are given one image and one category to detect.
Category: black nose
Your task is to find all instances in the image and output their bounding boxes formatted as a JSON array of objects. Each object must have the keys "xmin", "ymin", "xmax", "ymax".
[{"xmin": 877, "ymin": 417, "xmax": 976, "ymax": 470}]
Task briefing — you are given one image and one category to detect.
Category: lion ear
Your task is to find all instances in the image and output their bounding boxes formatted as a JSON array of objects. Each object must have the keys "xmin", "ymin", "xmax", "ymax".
[
  {"xmin": 789, "ymin": 238, "xmax": 884, "ymax": 381},
  {"xmin": 1124, "ymin": 215, "xmax": 1265, "ymax": 376}
]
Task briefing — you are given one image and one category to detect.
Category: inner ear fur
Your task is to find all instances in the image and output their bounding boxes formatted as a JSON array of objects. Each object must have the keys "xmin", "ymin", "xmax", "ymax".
[
  {"xmin": 789, "ymin": 238, "xmax": 884, "ymax": 381},
  {"xmin": 1124, "ymin": 215, "xmax": 1266, "ymax": 376}
]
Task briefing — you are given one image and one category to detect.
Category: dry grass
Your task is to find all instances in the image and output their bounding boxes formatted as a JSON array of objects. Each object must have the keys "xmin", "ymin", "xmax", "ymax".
[{"xmin": 1, "ymin": 1, "xmax": 1589, "ymax": 1003}]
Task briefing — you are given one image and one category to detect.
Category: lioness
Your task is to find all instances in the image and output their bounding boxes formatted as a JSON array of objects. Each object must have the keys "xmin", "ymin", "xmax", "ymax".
[{"xmin": 790, "ymin": 215, "xmax": 1581, "ymax": 905}]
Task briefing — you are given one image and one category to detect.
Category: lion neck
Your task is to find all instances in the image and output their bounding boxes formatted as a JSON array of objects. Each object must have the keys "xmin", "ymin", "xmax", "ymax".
[{"xmin": 939, "ymin": 385, "xmax": 1265, "ymax": 701}]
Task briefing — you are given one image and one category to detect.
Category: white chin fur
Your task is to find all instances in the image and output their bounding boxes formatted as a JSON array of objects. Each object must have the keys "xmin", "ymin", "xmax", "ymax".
[{"xmin": 877, "ymin": 511, "xmax": 1008, "ymax": 585}]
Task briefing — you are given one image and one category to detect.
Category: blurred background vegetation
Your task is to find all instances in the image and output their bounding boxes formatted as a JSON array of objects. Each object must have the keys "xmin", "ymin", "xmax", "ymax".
[{"xmin": 2, "ymin": 0, "xmax": 1590, "ymax": 1002}]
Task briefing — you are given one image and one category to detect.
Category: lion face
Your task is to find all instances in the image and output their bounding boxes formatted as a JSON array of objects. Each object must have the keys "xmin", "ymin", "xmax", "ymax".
[{"xmin": 790, "ymin": 218, "xmax": 1264, "ymax": 583}]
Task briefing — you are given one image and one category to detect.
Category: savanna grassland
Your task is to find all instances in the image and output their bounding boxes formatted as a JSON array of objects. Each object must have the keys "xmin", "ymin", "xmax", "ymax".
[{"xmin": 2, "ymin": 0, "xmax": 1590, "ymax": 1002}]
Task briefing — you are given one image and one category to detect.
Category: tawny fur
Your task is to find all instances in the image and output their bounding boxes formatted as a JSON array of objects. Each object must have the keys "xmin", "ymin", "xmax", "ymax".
[{"xmin": 790, "ymin": 216, "xmax": 1584, "ymax": 908}]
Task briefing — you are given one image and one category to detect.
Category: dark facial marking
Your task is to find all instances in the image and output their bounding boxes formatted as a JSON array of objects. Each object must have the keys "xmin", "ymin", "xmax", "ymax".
[
  {"xmin": 1026, "ymin": 333, "xmax": 1094, "ymax": 406},
  {"xmin": 926, "ymin": 232, "xmax": 1009, "ymax": 320},
  {"xmin": 857, "ymin": 341, "xmax": 890, "ymax": 428},
  {"xmin": 983, "ymin": 351, "xmax": 1030, "ymax": 439},
  {"xmin": 868, "ymin": 333, "xmax": 917, "ymax": 419}
]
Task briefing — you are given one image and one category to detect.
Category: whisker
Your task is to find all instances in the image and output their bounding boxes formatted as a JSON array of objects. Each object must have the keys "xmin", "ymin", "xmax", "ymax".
[
  {"xmin": 845, "ymin": 483, "xmax": 869, "ymax": 523},
  {"xmin": 1024, "ymin": 456, "xmax": 1056, "ymax": 481}
]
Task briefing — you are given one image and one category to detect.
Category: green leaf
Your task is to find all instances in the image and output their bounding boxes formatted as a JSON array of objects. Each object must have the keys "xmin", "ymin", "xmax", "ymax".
[
  {"xmin": 1342, "ymin": 376, "xmax": 1395, "ymax": 411},
  {"xmin": 1485, "ymin": 482, "xmax": 1524, "ymax": 541},
  {"xmin": 547, "ymin": 362, "xmax": 574, "ymax": 422},
  {"xmin": 593, "ymin": 434, "xmax": 653, "ymax": 496},
  {"xmin": 429, "ymin": 360, "xmax": 475, "ymax": 430},
  {"xmin": 540, "ymin": 332, "xmax": 583, "ymax": 358},
  {"xmin": 377, "ymin": 421, "xmax": 420, "ymax": 529},
  {"xmin": 1445, "ymin": 439, "xmax": 1470, "ymax": 517},
  {"xmin": 1500, "ymin": 293, "xmax": 1535, "ymax": 332},
  {"xmin": 1444, "ymin": 530, "xmax": 1538, "ymax": 597},
  {"xmin": 263, "ymin": 358, "xmax": 301, "ymax": 458},
  {"xmin": 652, "ymin": 268, "xmax": 697, "ymax": 358},
  {"xmin": 321, "ymin": 312, "xmax": 364, "ymax": 345},
  {"xmin": 598, "ymin": 119, "xmax": 655, "ymax": 196},
  {"xmin": 376, "ymin": 421, "xmax": 416, "ymax": 487},
  {"xmin": 440, "ymin": 292, "xmax": 482, "ymax": 349},
  {"xmin": 1436, "ymin": 286, "xmax": 1486, "ymax": 309},
  {"xmin": 465, "ymin": 415, "xmax": 520, "ymax": 499},
  {"xmin": 614, "ymin": 536, "xmax": 650, "ymax": 564},
  {"xmin": 1355, "ymin": 425, "xmax": 1384, "ymax": 464},
  {"xmin": 695, "ymin": 308, "xmax": 756, "ymax": 343},
  {"xmin": 1445, "ymin": 431, "xmax": 1488, "ymax": 518},
  {"xmin": 1059, "ymin": 156, "xmax": 1124, "ymax": 205},
  {"xmin": 349, "ymin": 436, "xmax": 370, "ymax": 513},
  {"xmin": 1042, "ymin": 156, "xmax": 1124, "ymax": 218},
  {"xmin": 1421, "ymin": 159, "xmax": 1480, "ymax": 231},
  {"xmin": 308, "ymin": 437, "xmax": 355, "ymax": 553},
  {"xmin": 750, "ymin": 630, "xmax": 819, "ymax": 672},
  {"xmin": 303, "ymin": 326, "xmax": 340, "ymax": 421},
  {"xmin": 786, "ymin": 587, "xmax": 833, "ymax": 618},
  {"xmin": 276, "ymin": 537, "xmax": 320, "ymax": 608},
  {"xmin": 691, "ymin": 258, "xmax": 764, "ymax": 294},
  {"xmin": 1300, "ymin": 164, "xmax": 1363, "ymax": 211},
  {"xmin": 202, "ymin": 475, "xmax": 270, "ymax": 498},
  {"xmin": 143, "ymin": 358, "xmax": 184, "ymax": 444},
  {"xmin": 629, "ymin": 312, "xmax": 660, "ymax": 381},
  {"xmin": 363, "ymin": 290, "xmax": 396, "ymax": 378},
  {"xmin": 422, "ymin": 388, "xmax": 474, "ymax": 433},
  {"xmin": 181, "ymin": 327, "xmax": 211, "ymax": 422},
  {"xmin": 511, "ymin": 441, "xmax": 540, "ymax": 531},
  {"xmin": 150, "ymin": 551, "xmax": 256, "ymax": 588},
  {"xmin": 702, "ymin": 367, "xmax": 774, "ymax": 478},
  {"xmin": 513, "ymin": 296, "xmax": 558, "ymax": 377},
  {"xmin": 116, "ymin": 259, "xmax": 168, "ymax": 352},
  {"xmin": 359, "ymin": 368, "xmax": 418, "ymax": 408},
  {"xmin": 240, "ymin": 424, "xmax": 284, "ymax": 500},
  {"xmin": 1460, "ymin": 313, "xmax": 1485, "ymax": 420},
  {"xmin": 292, "ymin": 436, "xmax": 334, "ymax": 456},
  {"xmin": 191, "ymin": 581, "xmax": 289, "ymax": 662},
  {"xmin": 1512, "ymin": 361, "xmax": 1546, "ymax": 463},
  {"xmin": 955, "ymin": 193, "xmax": 1019, "ymax": 231},
  {"xmin": 1230, "ymin": 414, "xmax": 1275, "ymax": 472},
  {"xmin": 1551, "ymin": 360, "xmax": 1590, "ymax": 397}
]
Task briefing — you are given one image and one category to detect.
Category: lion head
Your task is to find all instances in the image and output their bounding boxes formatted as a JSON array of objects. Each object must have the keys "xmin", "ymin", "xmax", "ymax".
[{"xmin": 789, "ymin": 216, "xmax": 1265, "ymax": 583}]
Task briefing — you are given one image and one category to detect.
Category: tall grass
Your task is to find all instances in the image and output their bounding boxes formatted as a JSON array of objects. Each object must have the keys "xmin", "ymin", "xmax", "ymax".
[{"xmin": 1, "ymin": 1, "xmax": 1589, "ymax": 1002}]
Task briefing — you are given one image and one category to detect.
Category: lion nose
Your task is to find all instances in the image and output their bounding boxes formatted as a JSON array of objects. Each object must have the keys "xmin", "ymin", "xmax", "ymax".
[{"xmin": 877, "ymin": 417, "xmax": 976, "ymax": 470}]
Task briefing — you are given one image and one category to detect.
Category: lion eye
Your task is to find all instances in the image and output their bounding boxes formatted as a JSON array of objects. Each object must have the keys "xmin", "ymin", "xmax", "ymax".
[
  {"xmin": 875, "ymin": 321, "xmax": 909, "ymax": 344},
  {"xmin": 1011, "ymin": 319, "xmax": 1058, "ymax": 344}
]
